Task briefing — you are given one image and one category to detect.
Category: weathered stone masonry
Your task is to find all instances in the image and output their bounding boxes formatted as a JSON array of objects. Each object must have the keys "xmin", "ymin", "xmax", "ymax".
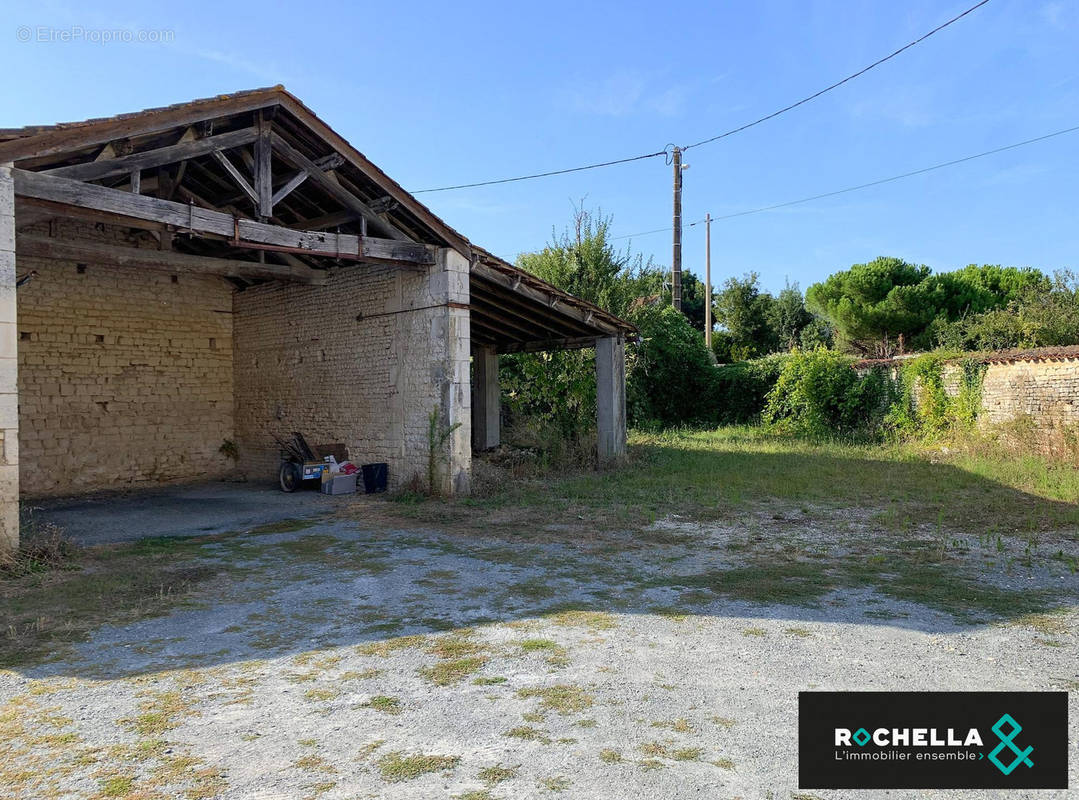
[
  {"xmin": 233, "ymin": 247, "xmax": 471, "ymax": 494},
  {"xmin": 16, "ymin": 222, "xmax": 235, "ymax": 497}
]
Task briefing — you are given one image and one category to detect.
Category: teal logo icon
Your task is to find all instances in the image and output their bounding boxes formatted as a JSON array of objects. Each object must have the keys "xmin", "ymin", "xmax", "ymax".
[
  {"xmin": 987, "ymin": 714, "xmax": 1034, "ymax": 775},
  {"xmin": 852, "ymin": 728, "xmax": 871, "ymax": 746}
]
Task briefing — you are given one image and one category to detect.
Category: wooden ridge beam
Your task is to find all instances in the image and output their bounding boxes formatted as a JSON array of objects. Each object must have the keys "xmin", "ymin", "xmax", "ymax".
[
  {"xmin": 12, "ymin": 168, "xmax": 434, "ymax": 266},
  {"xmin": 41, "ymin": 127, "xmax": 258, "ymax": 182},
  {"xmin": 17, "ymin": 234, "xmax": 325, "ymax": 285}
]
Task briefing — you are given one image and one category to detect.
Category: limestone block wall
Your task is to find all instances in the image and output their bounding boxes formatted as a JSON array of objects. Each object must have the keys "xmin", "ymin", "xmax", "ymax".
[
  {"xmin": 16, "ymin": 223, "xmax": 235, "ymax": 497},
  {"xmin": 975, "ymin": 359, "xmax": 1079, "ymax": 427},
  {"xmin": 232, "ymin": 248, "xmax": 471, "ymax": 494}
]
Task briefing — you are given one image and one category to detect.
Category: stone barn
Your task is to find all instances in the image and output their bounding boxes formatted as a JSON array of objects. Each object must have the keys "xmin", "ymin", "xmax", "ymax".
[{"xmin": 0, "ymin": 87, "xmax": 633, "ymax": 551}]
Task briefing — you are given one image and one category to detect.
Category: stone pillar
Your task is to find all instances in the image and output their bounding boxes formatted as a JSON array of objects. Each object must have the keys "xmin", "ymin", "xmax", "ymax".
[
  {"xmin": 596, "ymin": 335, "xmax": 626, "ymax": 462},
  {"xmin": 433, "ymin": 247, "xmax": 471, "ymax": 496},
  {"xmin": 471, "ymin": 344, "xmax": 499, "ymax": 451},
  {"xmin": 0, "ymin": 164, "xmax": 18, "ymax": 553}
]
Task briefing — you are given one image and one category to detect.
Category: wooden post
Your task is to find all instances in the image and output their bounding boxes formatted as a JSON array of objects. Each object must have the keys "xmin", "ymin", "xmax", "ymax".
[
  {"xmin": 471, "ymin": 345, "xmax": 500, "ymax": 451},
  {"xmin": 0, "ymin": 163, "xmax": 19, "ymax": 554},
  {"xmin": 596, "ymin": 336, "xmax": 626, "ymax": 462},
  {"xmin": 671, "ymin": 147, "xmax": 683, "ymax": 311},
  {"xmin": 704, "ymin": 212, "xmax": 712, "ymax": 350}
]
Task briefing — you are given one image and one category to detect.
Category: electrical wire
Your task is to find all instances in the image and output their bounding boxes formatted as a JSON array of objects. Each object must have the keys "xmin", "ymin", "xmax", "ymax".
[
  {"xmin": 609, "ymin": 123, "xmax": 1079, "ymax": 240},
  {"xmin": 680, "ymin": 0, "xmax": 992, "ymax": 151},
  {"xmin": 411, "ymin": 0, "xmax": 992, "ymax": 194}
]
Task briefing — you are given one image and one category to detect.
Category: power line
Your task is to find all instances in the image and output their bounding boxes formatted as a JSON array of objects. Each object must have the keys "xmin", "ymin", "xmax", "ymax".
[
  {"xmin": 411, "ymin": 150, "xmax": 667, "ymax": 194},
  {"xmin": 681, "ymin": 0, "xmax": 992, "ymax": 151},
  {"xmin": 412, "ymin": 0, "xmax": 992, "ymax": 194},
  {"xmin": 609, "ymin": 123, "xmax": 1079, "ymax": 240}
]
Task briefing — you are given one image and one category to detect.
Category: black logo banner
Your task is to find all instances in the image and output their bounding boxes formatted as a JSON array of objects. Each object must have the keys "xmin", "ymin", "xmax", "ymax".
[{"xmin": 799, "ymin": 691, "xmax": 1068, "ymax": 789}]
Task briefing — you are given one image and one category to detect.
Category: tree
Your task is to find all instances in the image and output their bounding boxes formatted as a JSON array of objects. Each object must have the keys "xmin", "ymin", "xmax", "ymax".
[
  {"xmin": 807, "ymin": 258, "xmax": 1052, "ymax": 355},
  {"xmin": 713, "ymin": 272, "xmax": 778, "ymax": 359},
  {"xmin": 768, "ymin": 281, "xmax": 814, "ymax": 351},
  {"xmin": 673, "ymin": 272, "xmax": 712, "ymax": 333}
]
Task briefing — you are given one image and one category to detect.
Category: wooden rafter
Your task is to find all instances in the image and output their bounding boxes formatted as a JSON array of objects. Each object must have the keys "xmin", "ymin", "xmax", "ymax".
[{"xmin": 41, "ymin": 127, "xmax": 258, "ymax": 183}]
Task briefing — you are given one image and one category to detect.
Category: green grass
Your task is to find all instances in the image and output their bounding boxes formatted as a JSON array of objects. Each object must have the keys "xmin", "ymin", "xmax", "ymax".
[
  {"xmin": 517, "ymin": 685, "xmax": 593, "ymax": 715},
  {"xmin": 376, "ymin": 751, "xmax": 460, "ymax": 782},
  {"xmin": 465, "ymin": 427, "xmax": 1079, "ymax": 533}
]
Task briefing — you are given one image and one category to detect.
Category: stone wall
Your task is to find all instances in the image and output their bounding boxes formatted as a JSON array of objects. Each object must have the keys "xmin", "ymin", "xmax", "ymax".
[
  {"xmin": 16, "ymin": 222, "xmax": 235, "ymax": 498},
  {"xmin": 232, "ymin": 248, "xmax": 471, "ymax": 494},
  {"xmin": 973, "ymin": 359, "xmax": 1079, "ymax": 428}
]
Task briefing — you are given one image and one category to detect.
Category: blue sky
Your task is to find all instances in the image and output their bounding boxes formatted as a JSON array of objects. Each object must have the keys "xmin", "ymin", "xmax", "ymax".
[{"xmin": 2, "ymin": 0, "xmax": 1077, "ymax": 294}]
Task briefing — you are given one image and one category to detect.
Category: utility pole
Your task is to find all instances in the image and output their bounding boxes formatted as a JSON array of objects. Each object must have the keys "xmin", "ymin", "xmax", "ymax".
[
  {"xmin": 671, "ymin": 146, "xmax": 683, "ymax": 311},
  {"xmin": 704, "ymin": 212, "xmax": 712, "ymax": 350}
]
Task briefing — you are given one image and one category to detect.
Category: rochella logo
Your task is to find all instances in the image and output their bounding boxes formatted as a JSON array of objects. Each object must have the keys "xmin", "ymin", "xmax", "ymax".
[
  {"xmin": 833, "ymin": 713, "xmax": 1034, "ymax": 776},
  {"xmin": 835, "ymin": 727, "xmax": 983, "ymax": 747}
]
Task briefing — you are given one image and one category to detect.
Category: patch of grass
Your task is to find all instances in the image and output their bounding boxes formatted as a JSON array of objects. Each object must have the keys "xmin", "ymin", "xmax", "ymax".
[
  {"xmin": 672, "ymin": 747, "xmax": 703, "ymax": 761},
  {"xmin": 710, "ymin": 716, "xmax": 737, "ymax": 728},
  {"xmin": 784, "ymin": 626, "xmax": 814, "ymax": 637},
  {"xmin": 294, "ymin": 754, "xmax": 336, "ymax": 773},
  {"xmin": 544, "ymin": 609, "xmax": 617, "ymax": 631},
  {"xmin": 742, "ymin": 626, "xmax": 767, "ymax": 637},
  {"xmin": 638, "ymin": 758, "xmax": 665, "ymax": 771},
  {"xmin": 517, "ymin": 685, "xmax": 593, "ymax": 715},
  {"xmin": 505, "ymin": 725, "xmax": 551, "ymax": 743},
  {"xmin": 472, "ymin": 676, "xmax": 507, "ymax": 686},
  {"xmin": 652, "ymin": 561, "xmax": 834, "ymax": 607},
  {"xmin": 340, "ymin": 668, "xmax": 382, "ymax": 681},
  {"xmin": 303, "ymin": 687, "xmax": 339, "ymax": 702},
  {"xmin": 376, "ymin": 751, "xmax": 460, "ymax": 783},
  {"xmin": 651, "ymin": 718, "xmax": 693, "ymax": 733},
  {"xmin": 711, "ymin": 756, "xmax": 736, "ymax": 770},
  {"xmin": 1010, "ymin": 611, "xmax": 1071, "ymax": 636},
  {"xmin": 455, "ymin": 792, "xmax": 493, "ymax": 800},
  {"xmin": 0, "ymin": 540, "xmax": 220, "ymax": 668},
  {"xmin": 96, "ymin": 774, "xmax": 136, "ymax": 797},
  {"xmin": 477, "ymin": 764, "xmax": 518, "ymax": 785},
  {"xmin": 355, "ymin": 635, "xmax": 427, "ymax": 657},
  {"xmin": 426, "ymin": 632, "xmax": 485, "ymax": 659},
  {"xmin": 599, "ymin": 748, "xmax": 622, "ymax": 763},
  {"xmin": 249, "ymin": 518, "xmax": 318, "ymax": 535},
  {"xmin": 362, "ymin": 695, "xmax": 402, "ymax": 715},
  {"xmin": 539, "ymin": 775, "xmax": 571, "ymax": 792},
  {"xmin": 419, "ymin": 656, "xmax": 487, "ymax": 686}
]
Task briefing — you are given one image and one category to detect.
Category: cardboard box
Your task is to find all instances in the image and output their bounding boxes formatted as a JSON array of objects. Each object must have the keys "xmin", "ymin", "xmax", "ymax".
[{"xmin": 320, "ymin": 473, "xmax": 357, "ymax": 495}]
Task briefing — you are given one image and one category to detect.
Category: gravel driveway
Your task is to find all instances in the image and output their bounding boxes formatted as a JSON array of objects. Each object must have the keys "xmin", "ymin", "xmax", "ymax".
[{"xmin": 2, "ymin": 506, "xmax": 1077, "ymax": 799}]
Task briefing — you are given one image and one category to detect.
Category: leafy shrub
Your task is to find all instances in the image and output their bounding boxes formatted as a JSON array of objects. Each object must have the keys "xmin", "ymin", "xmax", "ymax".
[
  {"xmin": 883, "ymin": 353, "xmax": 986, "ymax": 438},
  {"xmin": 626, "ymin": 304, "xmax": 717, "ymax": 428},
  {"xmin": 710, "ymin": 354, "xmax": 790, "ymax": 425},
  {"xmin": 763, "ymin": 350, "xmax": 887, "ymax": 437}
]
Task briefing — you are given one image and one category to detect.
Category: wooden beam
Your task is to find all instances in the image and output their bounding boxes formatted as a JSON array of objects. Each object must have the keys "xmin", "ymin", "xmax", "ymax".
[
  {"xmin": 12, "ymin": 168, "xmax": 435, "ymax": 265},
  {"xmin": 270, "ymin": 170, "xmax": 308, "ymax": 207},
  {"xmin": 17, "ymin": 234, "xmax": 325, "ymax": 285},
  {"xmin": 41, "ymin": 127, "xmax": 258, "ymax": 182},
  {"xmin": 255, "ymin": 112, "xmax": 273, "ymax": 218},
  {"xmin": 470, "ymin": 260, "xmax": 621, "ymax": 336},
  {"xmin": 211, "ymin": 150, "xmax": 258, "ymax": 207},
  {"xmin": 268, "ymin": 132, "xmax": 409, "ymax": 241},
  {"xmin": 500, "ymin": 336, "xmax": 600, "ymax": 354}
]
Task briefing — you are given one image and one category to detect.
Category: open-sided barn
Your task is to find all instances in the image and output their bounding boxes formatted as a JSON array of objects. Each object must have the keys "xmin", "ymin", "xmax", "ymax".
[{"xmin": 0, "ymin": 86, "xmax": 633, "ymax": 551}]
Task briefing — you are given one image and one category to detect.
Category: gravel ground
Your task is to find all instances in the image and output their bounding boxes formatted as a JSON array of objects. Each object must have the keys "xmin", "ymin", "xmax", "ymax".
[{"xmin": 2, "ymin": 508, "xmax": 1077, "ymax": 799}]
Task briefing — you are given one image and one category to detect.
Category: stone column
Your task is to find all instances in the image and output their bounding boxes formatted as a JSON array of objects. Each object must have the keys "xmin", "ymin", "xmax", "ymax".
[
  {"xmin": 596, "ymin": 335, "xmax": 626, "ymax": 462},
  {"xmin": 0, "ymin": 164, "xmax": 19, "ymax": 553},
  {"xmin": 471, "ymin": 344, "xmax": 499, "ymax": 451},
  {"xmin": 433, "ymin": 247, "xmax": 471, "ymax": 496}
]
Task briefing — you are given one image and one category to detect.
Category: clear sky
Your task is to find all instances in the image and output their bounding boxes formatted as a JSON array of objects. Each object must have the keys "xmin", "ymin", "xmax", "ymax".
[{"xmin": 2, "ymin": 0, "xmax": 1076, "ymax": 294}]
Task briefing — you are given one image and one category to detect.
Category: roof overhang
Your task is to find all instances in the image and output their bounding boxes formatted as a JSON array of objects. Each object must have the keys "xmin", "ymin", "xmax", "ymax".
[{"xmin": 3, "ymin": 86, "xmax": 636, "ymax": 347}]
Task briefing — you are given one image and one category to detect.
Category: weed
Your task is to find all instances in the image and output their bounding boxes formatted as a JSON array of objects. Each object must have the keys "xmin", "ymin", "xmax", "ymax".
[
  {"xmin": 539, "ymin": 775, "xmax": 571, "ymax": 792},
  {"xmin": 517, "ymin": 685, "xmax": 593, "ymax": 715},
  {"xmin": 362, "ymin": 695, "xmax": 402, "ymax": 715},
  {"xmin": 505, "ymin": 725, "xmax": 551, "ymax": 743},
  {"xmin": 477, "ymin": 764, "xmax": 518, "ymax": 785},
  {"xmin": 377, "ymin": 751, "xmax": 460, "ymax": 782},
  {"xmin": 599, "ymin": 748, "xmax": 622, "ymax": 763},
  {"xmin": 419, "ymin": 656, "xmax": 487, "ymax": 686}
]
